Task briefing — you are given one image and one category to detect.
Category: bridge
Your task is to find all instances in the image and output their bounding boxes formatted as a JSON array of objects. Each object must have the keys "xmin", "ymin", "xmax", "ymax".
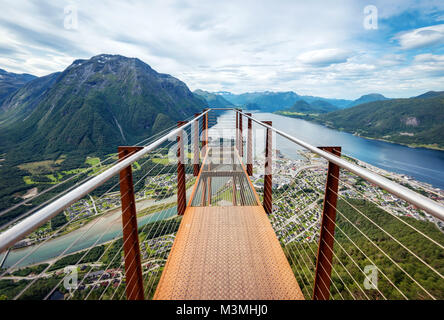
[{"xmin": 0, "ymin": 108, "xmax": 443, "ymax": 300}]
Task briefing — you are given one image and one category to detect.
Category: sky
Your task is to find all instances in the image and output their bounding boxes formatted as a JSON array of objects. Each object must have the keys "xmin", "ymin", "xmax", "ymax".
[{"xmin": 0, "ymin": 0, "xmax": 443, "ymax": 99}]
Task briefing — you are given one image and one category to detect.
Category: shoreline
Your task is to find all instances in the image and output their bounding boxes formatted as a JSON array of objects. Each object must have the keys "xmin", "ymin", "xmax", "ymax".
[
  {"xmin": 1, "ymin": 188, "xmax": 192, "ymax": 269},
  {"xmin": 274, "ymin": 112, "xmax": 444, "ymax": 152}
]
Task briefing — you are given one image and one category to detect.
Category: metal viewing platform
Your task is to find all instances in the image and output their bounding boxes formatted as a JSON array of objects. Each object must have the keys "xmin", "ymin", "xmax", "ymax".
[
  {"xmin": 154, "ymin": 147, "xmax": 304, "ymax": 299},
  {"xmin": 0, "ymin": 108, "xmax": 443, "ymax": 301}
]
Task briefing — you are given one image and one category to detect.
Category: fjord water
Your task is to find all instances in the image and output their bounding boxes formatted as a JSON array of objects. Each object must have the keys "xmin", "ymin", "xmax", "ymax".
[
  {"xmin": 1, "ymin": 207, "xmax": 177, "ymax": 268},
  {"xmin": 251, "ymin": 112, "xmax": 444, "ymax": 189}
]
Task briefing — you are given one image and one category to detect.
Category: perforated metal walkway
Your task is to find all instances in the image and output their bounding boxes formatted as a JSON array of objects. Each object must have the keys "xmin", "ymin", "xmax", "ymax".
[
  {"xmin": 153, "ymin": 206, "xmax": 304, "ymax": 300},
  {"xmin": 153, "ymin": 147, "xmax": 304, "ymax": 300}
]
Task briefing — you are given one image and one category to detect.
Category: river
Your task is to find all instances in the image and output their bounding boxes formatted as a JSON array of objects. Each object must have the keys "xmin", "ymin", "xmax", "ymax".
[
  {"xmin": 2, "ymin": 111, "xmax": 444, "ymax": 269},
  {"xmin": 243, "ymin": 112, "xmax": 444, "ymax": 190}
]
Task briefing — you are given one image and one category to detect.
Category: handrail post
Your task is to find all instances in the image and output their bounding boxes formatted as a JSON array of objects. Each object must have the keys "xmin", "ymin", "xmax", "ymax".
[
  {"xmin": 118, "ymin": 146, "xmax": 145, "ymax": 300},
  {"xmin": 207, "ymin": 162, "xmax": 212, "ymax": 205},
  {"xmin": 202, "ymin": 109, "xmax": 209, "ymax": 152},
  {"xmin": 263, "ymin": 121, "xmax": 272, "ymax": 214},
  {"xmin": 193, "ymin": 113, "xmax": 201, "ymax": 176},
  {"xmin": 219, "ymin": 137, "xmax": 223, "ymax": 164},
  {"xmin": 313, "ymin": 146, "xmax": 342, "ymax": 300},
  {"xmin": 177, "ymin": 121, "xmax": 187, "ymax": 215},
  {"xmin": 235, "ymin": 109, "xmax": 239, "ymax": 151},
  {"xmin": 239, "ymin": 110, "xmax": 243, "ymax": 157},
  {"xmin": 246, "ymin": 113, "xmax": 253, "ymax": 176}
]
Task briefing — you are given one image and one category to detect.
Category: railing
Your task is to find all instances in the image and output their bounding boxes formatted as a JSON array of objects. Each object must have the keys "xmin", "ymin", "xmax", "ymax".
[
  {"xmin": 0, "ymin": 107, "xmax": 443, "ymax": 300},
  {"xmin": 0, "ymin": 110, "xmax": 209, "ymax": 299},
  {"xmin": 236, "ymin": 109, "xmax": 444, "ymax": 300}
]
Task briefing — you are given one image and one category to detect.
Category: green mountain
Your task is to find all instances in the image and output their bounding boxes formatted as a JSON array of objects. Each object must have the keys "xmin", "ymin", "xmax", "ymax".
[
  {"xmin": 216, "ymin": 91, "xmax": 356, "ymax": 110},
  {"xmin": 0, "ymin": 68, "xmax": 36, "ymax": 106},
  {"xmin": 300, "ymin": 95, "xmax": 352, "ymax": 109},
  {"xmin": 0, "ymin": 72, "xmax": 61, "ymax": 124},
  {"xmin": 347, "ymin": 93, "xmax": 388, "ymax": 108},
  {"xmin": 216, "ymin": 91, "xmax": 301, "ymax": 111},
  {"xmin": 315, "ymin": 94, "xmax": 444, "ymax": 149},
  {"xmin": 193, "ymin": 89, "xmax": 233, "ymax": 107},
  {"xmin": 414, "ymin": 91, "xmax": 444, "ymax": 99},
  {"xmin": 276, "ymin": 99, "xmax": 337, "ymax": 115},
  {"xmin": 0, "ymin": 54, "xmax": 206, "ymax": 163},
  {"xmin": 306, "ymin": 99, "xmax": 337, "ymax": 113}
]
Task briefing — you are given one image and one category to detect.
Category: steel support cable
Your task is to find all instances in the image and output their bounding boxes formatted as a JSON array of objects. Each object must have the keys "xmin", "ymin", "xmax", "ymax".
[
  {"xmin": 275, "ymin": 208, "xmax": 336, "ymax": 300},
  {"xmin": 276, "ymin": 170, "xmax": 380, "ymax": 299},
  {"xmin": 321, "ymin": 204, "xmax": 407, "ymax": 299},
  {"xmin": 140, "ymin": 196, "xmax": 186, "ymax": 295},
  {"xmin": 270, "ymin": 183, "xmax": 347, "ymax": 300},
  {"xmin": 0, "ymin": 110, "xmax": 209, "ymax": 253},
  {"xmin": 271, "ymin": 178, "xmax": 321, "ymax": 231},
  {"xmin": 328, "ymin": 192, "xmax": 443, "ymax": 300},
  {"xmin": 139, "ymin": 216, "xmax": 180, "ymax": 299},
  {"xmin": 96, "ymin": 225, "xmax": 142, "ymax": 300},
  {"xmin": 271, "ymin": 181, "xmax": 319, "ymax": 231},
  {"xmin": 279, "ymin": 182, "xmax": 370, "ymax": 301},
  {"xmin": 318, "ymin": 235, "xmax": 371, "ymax": 300},
  {"xmin": 289, "ymin": 168, "xmax": 407, "ymax": 299},
  {"xmin": 71, "ymin": 216, "xmax": 137, "ymax": 300},
  {"xmin": 139, "ymin": 216, "xmax": 184, "ymax": 299},
  {"xmin": 289, "ymin": 167, "xmax": 405, "ymax": 300},
  {"xmin": 285, "ymin": 237, "xmax": 322, "ymax": 298},
  {"xmin": 324, "ymin": 200, "xmax": 416, "ymax": 300},
  {"xmin": 0, "ymin": 119, "xmax": 187, "ymax": 223},
  {"xmin": 87, "ymin": 161, "xmax": 183, "ymax": 300},
  {"xmin": 44, "ymin": 204, "xmax": 136, "ymax": 300},
  {"xmin": 307, "ymin": 168, "xmax": 444, "ymax": 282},
  {"xmin": 14, "ymin": 181, "xmax": 131, "ymax": 299},
  {"xmin": 283, "ymin": 179, "xmax": 373, "ymax": 300},
  {"xmin": 284, "ymin": 243, "xmax": 316, "ymax": 298},
  {"xmin": 101, "ymin": 141, "xmax": 195, "ymax": 300},
  {"xmin": 0, "ymin": 137, "xmax": 177, "ymax": 278},
  {"xmin": 25, "ymin": 123, "xmax": 188, "ymax": 299},
  {"xmin": 276, "ymin": 180, "xmax": 366, "ymax": 300},
  {"xmin": 54, "ymin": 152, "xmax": 181, "ymax": 300},
  {"xmin": 14, "ymin": 169, "xmax": 140, "ymax": 300},
  {"xmin": 5, "ymin": 138, "xmax": 175, "ymax": 298},
  {"xmin": 324, "ymin": 175, "xmax": 444, "ymax": 276},
  {"xmin": 141, "ymin": 162, "xmax": 197, "ymax": 297},
  {"xmin": 310, "ymin": 239, "xmax": 355, "ymax": 300},
  {"xmin": 327, "ymin": 172, "xmax": 444, "ymax": 251},
  {"xmin": 338, "ymin": 151, "xmax": 444, "ymax": 199},
  {"xmin": 236, "ymin": 110, "xmax": 444, "ymax": 222},
  {"xmin": 0, "ymin": 149, "xmax": 139, "ymax": 230}
]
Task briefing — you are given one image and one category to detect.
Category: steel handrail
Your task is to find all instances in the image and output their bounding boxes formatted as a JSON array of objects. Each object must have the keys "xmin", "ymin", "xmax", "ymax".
[{"xmin": 235, "ymin": 110, "xmax": 444, "ymax": 222}]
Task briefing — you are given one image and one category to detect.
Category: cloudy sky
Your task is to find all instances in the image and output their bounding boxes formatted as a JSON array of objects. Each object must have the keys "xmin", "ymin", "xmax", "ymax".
[{"xmin": 0, "ymin": 0, "xmax": 443, "ymax": 99}]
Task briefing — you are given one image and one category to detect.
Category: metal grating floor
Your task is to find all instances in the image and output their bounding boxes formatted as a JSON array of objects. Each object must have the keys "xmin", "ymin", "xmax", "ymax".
[{"xmin": 153, "ymin": 206, "xmax": 304, "ymax": 300}]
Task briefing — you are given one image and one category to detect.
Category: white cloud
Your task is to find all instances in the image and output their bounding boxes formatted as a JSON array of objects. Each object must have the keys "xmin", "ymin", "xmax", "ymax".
[
  {"xmin": 0, "ymin": 0, "xmax": 443, "ymax": 99},
  {"xmin": 298, "ymin": 49, "xmax": 351, "ymax": 67},
  {"xmin": 396, "ymin": 24, "xmax": 444, "ymax": 49}
]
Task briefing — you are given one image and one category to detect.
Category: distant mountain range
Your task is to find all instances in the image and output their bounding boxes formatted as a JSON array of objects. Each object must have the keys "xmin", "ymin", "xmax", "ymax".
[
  {"xmin": 214, "ymin": 90, "xmax": 389, "ymax": 111},
  {"xmin": 0, "ymin": 54, "xmax": 206, "ymax": 164},
  {"xmin": 193, "ymin": 89, "xmax": 233, "ymax": 107},
  {"xmin": 0, "ymin": 54, "xmax": 441, "ymax": 162},
  {"xmin": 215, "ymin": 91, "xmax": 300, "ymax": 112},
  {"xmin": 0, "ymin": 68, "xmax": 36, "ymax": 106},
  {"xmin": 306, "ymin": 91, "xmax": 444, "ymax": 150}
]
